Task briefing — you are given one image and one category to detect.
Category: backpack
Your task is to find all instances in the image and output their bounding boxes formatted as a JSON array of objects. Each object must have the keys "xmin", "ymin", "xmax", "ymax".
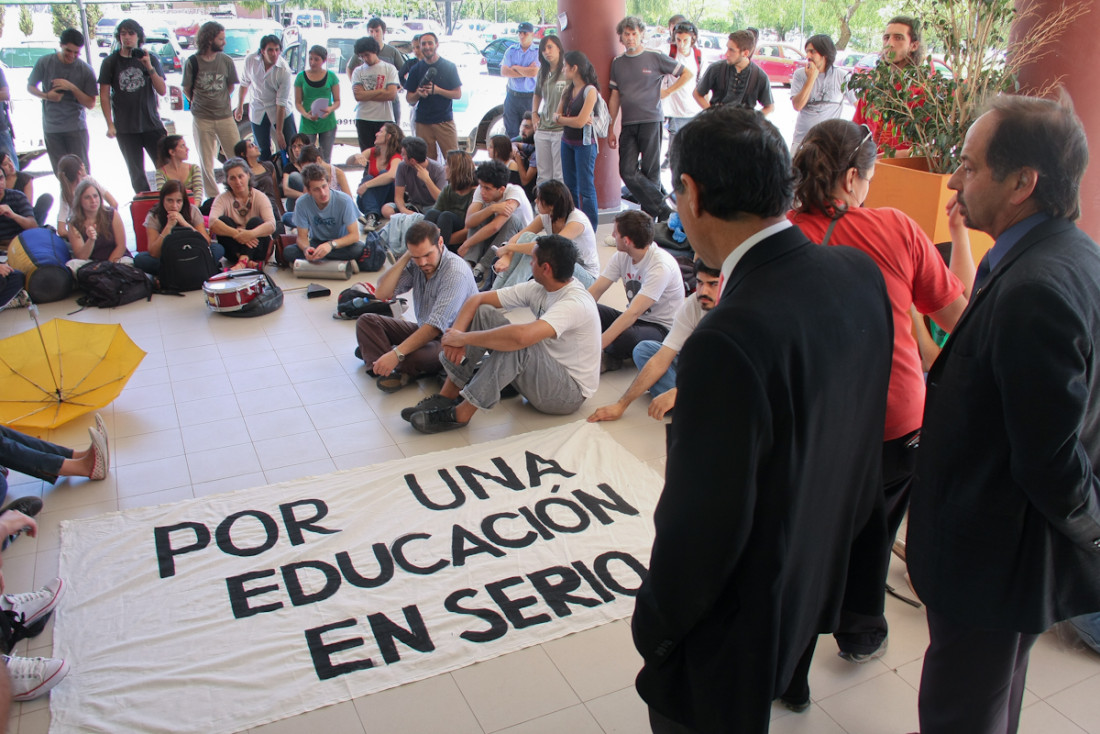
[
  {"xmin": 588, "ymin": 86, "xmax": 611, "ymax": 138},
  {"xmin": 158, "ymin": 229, "xmax": 218, "ymax": 292},
  {"xmin": 76, "ymin": 261, "xmax": 154, "ymax": 308},
  {"xmin": 357, "ymin": 231, "xmax": 388, "ymax": 273},
  {"xmin": 335, "ymin": 281, "xmax": 402, "ymax": 319}
]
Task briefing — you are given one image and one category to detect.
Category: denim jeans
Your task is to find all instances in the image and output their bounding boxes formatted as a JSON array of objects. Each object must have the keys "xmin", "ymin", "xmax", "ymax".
[
  {"xmin": 503, "ymin": 90, "xmax": 534, "ymax": 139},
  {"xmin": 283, "ymin": 238, "xmax": 364, "ymax": 262},
  {"xmin": 560, "ymin": 140, "xmax": 598, "ymax": 230},
  {"xmin": 134, "ymin": 241, "xmax": 226, "ymax": 275},
  {"xmin": 618, "ymin": 121, "xmax": 667, "ymax": 217},
  {"xmin": 0, "ymin": 128, "xmax": 18, "ymax": 171},
  {"xmin": 357, "ymin": 175, "xmax": 395, "ymax": 216},
  {"xmin": 0, "ymin": 425, "xmax": 73, "ymax": 494},
  {"xmin": 252, "ymin": 113, "xmax": 297, "ymax": 161},
  {"xmin": 632, "ymin": 339, "xmax": 677, "ymax": 396},
  {"xmin": 666, "ymin": 115, "xmax": 694, "ymax": 179}
]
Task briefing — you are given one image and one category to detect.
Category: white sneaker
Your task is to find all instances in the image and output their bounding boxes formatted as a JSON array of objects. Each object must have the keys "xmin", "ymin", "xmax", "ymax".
[
  {"xmin": 5, "ymin": 654, "xmax": 70, "ymax": 701},
  {"xmin": 603, "ymin": 235, "xmax": 616, "ymax": 246},
  {"xmin": 1, "ymin": 578, "xmax": 65, "ymax": 628}
]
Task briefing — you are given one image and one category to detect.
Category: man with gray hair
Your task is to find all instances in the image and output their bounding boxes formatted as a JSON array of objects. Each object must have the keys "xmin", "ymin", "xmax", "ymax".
[
  {"xmin": 607, "ymin": 16, "xmax": 691, "ymax": 222},
  {"xmin": 909, "ymin": 94, "xmax": 1100, "ymax": 734}
]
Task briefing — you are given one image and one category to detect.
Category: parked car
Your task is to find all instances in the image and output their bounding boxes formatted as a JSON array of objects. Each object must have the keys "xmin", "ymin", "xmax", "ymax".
[
  {"xmin": 483, "ymin": 22, "xmax": 518, "ymax": 40},
  {"xmin": 403, "ymin": 18, "xmax": 444, "ymax": 35},
  {"xmin": 754, "ymin": 42, "xmax": 806, "ymax": 86},
  {"xmin": 836, "ymin": 50, "xmax": 866, "ymax": 73},
  {"xmin": 101, "ymin": 31, "xmax": 184, "ymax": 75},
  {"xmin": 175, "ymin": 20, "xmax": 199, "ymax": 48},
  {"xmin": 697, "ymin": 32, "xmax": 727, "ymax": 69},
  {"xmin": 480, "ymin": 37, "xmax": 517, "ymax": 76},
  {"xmin": 96, "ymin": 17, "xmax": 120, "ymax": 47},
  {"xmin": 0, "ymin": 42, "xmax": 55, "ymax": 129}
]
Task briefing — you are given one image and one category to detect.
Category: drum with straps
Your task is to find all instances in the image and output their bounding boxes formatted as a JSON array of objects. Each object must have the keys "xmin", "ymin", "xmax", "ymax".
[{"xmin": 202, "ymin": 269, "xmax": 266, "ymax": 312}]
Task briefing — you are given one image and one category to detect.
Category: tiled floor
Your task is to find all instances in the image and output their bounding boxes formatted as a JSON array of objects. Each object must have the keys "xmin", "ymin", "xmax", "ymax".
[{"xmin": 2, "ymin": 231, "xmax": 1099, "ymax": 734}]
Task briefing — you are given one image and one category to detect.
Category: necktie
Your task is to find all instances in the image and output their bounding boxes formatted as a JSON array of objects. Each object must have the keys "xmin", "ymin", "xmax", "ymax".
[{"xmin": 973, "ymin": 253, "xmax": 992, "ymax": 292}]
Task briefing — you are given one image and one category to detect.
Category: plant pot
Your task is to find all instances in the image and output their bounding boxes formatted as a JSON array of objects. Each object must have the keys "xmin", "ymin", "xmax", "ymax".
[{"xmin": 865, "ymin": 157, "xmax": 994, "ymax": 263}]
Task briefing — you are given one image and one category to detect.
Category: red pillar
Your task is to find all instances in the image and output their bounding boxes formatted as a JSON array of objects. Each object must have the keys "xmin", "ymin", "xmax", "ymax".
[
  {"xmin": 557, "ymin": 0, "xmax": 626, "ymax": 211},
  {"xmin": 1010, "ymin": 0, "xmax": 1100, "ymax": 239}
]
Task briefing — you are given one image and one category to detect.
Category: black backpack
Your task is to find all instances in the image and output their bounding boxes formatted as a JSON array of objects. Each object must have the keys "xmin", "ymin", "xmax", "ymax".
[
  {"xmin": 76, "ymin": 261, "xmax": 154, "ymax": 308},
  {"xmin": 158, "ymin": 229, "xmax": 218, "ymax": 292},
  {"xmin": 356, "ymin": 231, "xmax": 389, "ymax": 273}
]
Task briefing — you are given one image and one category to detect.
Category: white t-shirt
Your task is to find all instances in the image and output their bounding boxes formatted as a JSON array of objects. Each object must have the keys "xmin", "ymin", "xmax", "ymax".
[
  {"xmin": 473, "ymin": 183, "xmax": 534, "ymax": 226},
  {"xmin": 663, "ymin": 47, "xmax": 700, "ymax": 119},
  {"xmin": 351, "ymin": 60, "xmax": 400, "ymax": 122},
  {"xmin": 662, "ymin": 295, "xmax": 707, "ymax": 352},
  {"xmin": 497, "ymin": 278, "xmax": 601, "ymax": 397},
  {"xmin": 541, "ymin": 210, "xmax": 598, "ymax": 277},
  {"xmin": 600, "ymin": 245, "xmax": 685, "ymax": 330}
]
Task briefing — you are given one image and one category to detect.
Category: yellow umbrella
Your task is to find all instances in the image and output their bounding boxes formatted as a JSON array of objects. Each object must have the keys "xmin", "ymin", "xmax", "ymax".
[{"xmin": 0, "ymin": 316, "xmax": 146, "ymax": 430}]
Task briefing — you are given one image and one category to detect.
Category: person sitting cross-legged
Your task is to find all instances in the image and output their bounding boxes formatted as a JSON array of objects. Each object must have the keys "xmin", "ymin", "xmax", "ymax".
[
  {"xmin": 355, "ymin": 220, "xmax": 477, "ymax": 392},
  {"xmin": 283, "ymin": 163, "xmax": 364, "ymax": 266},
  {"xmin": 588, "ymin": 209, "xmax": 685, "ymax": 371},
  {"xmin": 405, "ymin": 234, "xmax": 600, "ymax": 433},
  {"xmin": 459, "ymin": 159, "xmax": 533, "ymax": 287},
  {"xmin": 587, "ymin": 259, "xmax": 720, "ymax": 422}
]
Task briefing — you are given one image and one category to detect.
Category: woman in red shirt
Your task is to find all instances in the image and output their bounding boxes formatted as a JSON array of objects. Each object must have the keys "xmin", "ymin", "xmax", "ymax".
[
  {"xmin": 354, "ymin": 122, "xmax": 404, "ymax": 231},
  {"xmin": 782, "ymin": 117, "xmax": 969, "ymax": 709}
]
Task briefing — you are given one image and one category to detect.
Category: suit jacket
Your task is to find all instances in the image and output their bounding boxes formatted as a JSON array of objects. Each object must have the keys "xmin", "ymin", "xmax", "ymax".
[
  {"xmin": 909, "ymin": 217, "xmax": 1100, "ymax": 633},
  {"xmin": 632, "ymin": 225, "xmax": 893, "ymax": 733}
]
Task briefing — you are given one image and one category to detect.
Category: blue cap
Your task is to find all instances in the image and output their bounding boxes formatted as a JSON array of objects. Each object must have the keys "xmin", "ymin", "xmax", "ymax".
[{"xmin": 517, "ymin": 22, "xmax": 536, "ymax": 33}]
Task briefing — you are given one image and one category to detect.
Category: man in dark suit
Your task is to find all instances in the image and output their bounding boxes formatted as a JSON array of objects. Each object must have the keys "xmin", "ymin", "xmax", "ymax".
[
  {"xmin": 909, "ymin": 95, "xmax": 1100, "ymax": 734},
  {"xmin": 631, "ymin": 106, "xmax": 894, "ymax": 732}
]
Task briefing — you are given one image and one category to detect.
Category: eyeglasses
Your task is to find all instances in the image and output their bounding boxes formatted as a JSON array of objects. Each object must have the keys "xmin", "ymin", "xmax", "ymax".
[{"xmin": 845, "ymin": 124, "xmax": 873, "ymax": 169}]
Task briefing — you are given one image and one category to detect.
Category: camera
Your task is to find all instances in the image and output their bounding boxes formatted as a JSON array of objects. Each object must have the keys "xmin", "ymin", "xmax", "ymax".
[{"xmin": 131, "ymin": 48, "xmax": 145, "ymax": 59}]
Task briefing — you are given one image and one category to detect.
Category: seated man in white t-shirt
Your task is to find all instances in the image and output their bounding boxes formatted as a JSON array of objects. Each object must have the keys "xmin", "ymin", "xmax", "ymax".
[
  {"xmin": 403, "ymin": 234, "xmax": 601, "ymax": 433},
  {"xmin": 588, "ymin": 259, "xmax": 720, "ymax": 422},
  {"xmin": 588, "ymin": 210, "xmax": 686, "ymax": 372},
  {"xmin": 458, "ymin": 160, "xmax": 533, "ymax": 286}
]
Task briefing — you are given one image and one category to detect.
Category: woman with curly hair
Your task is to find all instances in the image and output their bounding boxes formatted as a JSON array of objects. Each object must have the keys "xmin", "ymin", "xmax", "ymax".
[{"xmin": 67, "ymin": 179, "xmax": 129, "ymax": 263}]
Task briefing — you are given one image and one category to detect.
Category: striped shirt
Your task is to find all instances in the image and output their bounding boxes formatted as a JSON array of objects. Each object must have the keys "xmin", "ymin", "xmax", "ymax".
[{"xmin": 395, "ymin": 248, "xmax": 478, "ymax": 332}]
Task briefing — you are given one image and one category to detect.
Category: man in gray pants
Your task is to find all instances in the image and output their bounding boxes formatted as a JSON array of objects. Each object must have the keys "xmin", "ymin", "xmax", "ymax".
[{"xmin": 404, "ymin": 234, "xmax": 601, "ymax": 433}]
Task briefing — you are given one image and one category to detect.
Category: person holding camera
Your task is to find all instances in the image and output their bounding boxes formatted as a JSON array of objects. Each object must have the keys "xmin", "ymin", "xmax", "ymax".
[{"xmin": 97, "ymin": 19, "xmax": 167, "ymax": 195}]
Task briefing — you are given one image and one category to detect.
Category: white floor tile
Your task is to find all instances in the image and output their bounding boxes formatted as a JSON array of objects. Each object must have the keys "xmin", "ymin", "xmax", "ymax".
[
  {"xmin": 349, "ymin": 674, "xmax": 484, "ymax": 734},
  {"xmin": 542, "ymin": 621, "xmax": 642, "ymax": 701}
]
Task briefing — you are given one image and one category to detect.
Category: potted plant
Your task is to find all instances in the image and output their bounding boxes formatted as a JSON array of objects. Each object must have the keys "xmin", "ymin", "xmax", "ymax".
[{"xmin": 847, "ymin": 0, "xmax": 1086, "ymax": 247}]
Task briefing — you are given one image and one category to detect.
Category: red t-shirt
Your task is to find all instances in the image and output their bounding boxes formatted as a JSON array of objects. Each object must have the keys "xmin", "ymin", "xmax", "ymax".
[
  {"xmin": 368, "ymin": 149, "xmax": 402, "ymax": 178},
  {"xmin": 790, "ymin": 207, "xmax": 964, "ymax": 439}
]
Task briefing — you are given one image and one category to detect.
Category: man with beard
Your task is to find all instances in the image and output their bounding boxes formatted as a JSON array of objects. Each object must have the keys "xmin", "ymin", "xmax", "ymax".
[
  {"xmin": 355, "ymin": 220, "xmax": 477, "ymax": 392},
  {"xmin": 404, "ymin": 32, "xmax": 462, "ymax": 161},
  {"xmin": 588, "ymin": 259, "xmax": 720, "ymax": 422},
  {"xmin": 183, "ymin": 21, "xmax": 240, "ymax": 196}
]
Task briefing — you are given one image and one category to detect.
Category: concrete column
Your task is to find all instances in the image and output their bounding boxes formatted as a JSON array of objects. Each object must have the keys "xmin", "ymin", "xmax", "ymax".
[
  {"xmin": 557, "ymin": 0, "xmax": 626, "ymax": 211},
  {"xmin": 1010, "ymin": 0, "xmax": 1099, "ymax": 239}
]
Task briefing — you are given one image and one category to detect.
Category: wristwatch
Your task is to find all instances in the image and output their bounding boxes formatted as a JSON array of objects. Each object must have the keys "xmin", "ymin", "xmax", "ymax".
[{"xmin": 393, "ymin": 346, "xmax": 405, "ymax": 362}]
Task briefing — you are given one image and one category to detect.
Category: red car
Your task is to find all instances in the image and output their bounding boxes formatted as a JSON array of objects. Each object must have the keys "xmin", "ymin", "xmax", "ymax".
[
  {"xmin": 753, "ymin": 42, "xmax": 806, "ymax": 86},
  {"xmin": 175, "ymin": 21, "xmax": 200, "ymax": 48}
]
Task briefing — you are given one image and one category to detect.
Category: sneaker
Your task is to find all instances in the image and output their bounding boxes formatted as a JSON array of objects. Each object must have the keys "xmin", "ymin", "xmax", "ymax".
[
  {"xmin": 471, "ymin": 264, "xmax": 486, "ymax": 286},
  {"xmin": 93, "ymin": 412, "xmax": 109, "ymax": 457},
  {"xmin": 600, "ymin": 353, "xmax": 624, "ymax": 374},
  {"xmin": 5, "ymin": 654, "xmax": 70, "ymax": 701},
  {"xmin": 0, "ymin": 497, "xmax": 44, "ymax": 550},
  {"xmin": 1, "ymin": 578, "xmax": 65, "ymax": 629},
  {"xmin": 401, "ymin": 394, "xmax": 458, "ymax": 422},
  {"xmin": 354, "ymin": 346, "xmax": 363, "ymax": 360},
  {"xmin": 777, "ymin": 695, "xmax": 811, "ymax": 713},
  {"xmin": 838, "ymin": 637, "xmax": 888, "ymax": 664},
  {"xmin": 88, "ymin": 427, "xmax": 108, "ymax": 481},
  {"xmin": 362, "ymin": 213, "xmax": 380, "ymax": 231},
  {"xmin": 411, "ymin": 405, "xmax": 468, "ymax": 434}
]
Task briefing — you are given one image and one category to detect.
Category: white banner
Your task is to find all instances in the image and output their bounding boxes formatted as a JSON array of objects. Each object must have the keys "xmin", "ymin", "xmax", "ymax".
[{"xmin": 51, "ymin": 422, "xmax": 661, "ymax": 734}]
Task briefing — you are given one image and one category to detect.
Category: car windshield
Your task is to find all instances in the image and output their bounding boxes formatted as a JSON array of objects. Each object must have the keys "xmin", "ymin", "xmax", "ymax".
[
  {"xmin": 0, "ymin": 46, "xmax": 54, "ymax": 68},
  {"xmin": 223, "ymin": 29, "xmax": 273, "ymax": 58}
]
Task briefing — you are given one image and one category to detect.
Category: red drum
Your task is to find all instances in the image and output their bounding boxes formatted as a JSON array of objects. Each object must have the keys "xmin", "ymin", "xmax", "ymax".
[{"xmin": 203, "ymin": 269, "xmax": 266, "ymax": 312}]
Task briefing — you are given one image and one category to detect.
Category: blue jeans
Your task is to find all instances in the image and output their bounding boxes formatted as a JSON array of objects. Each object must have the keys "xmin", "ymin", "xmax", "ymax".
[
  {"xmin": 0, "ymin": 425, "xmax": 73, "ymax": 496},
  {"xmin": 561, "ymin": 140, "xmax": 598, "ymax": 230},
  {"xmin": 134, "ymin": 242, "xmax": 226, "ymax": 275},
  {"xmin": 633, "ymin": 339, "xmax": 677, "ymax": 397},
  {"xmin": 666, "ymin": 116, "xmax": 693, "ymax": 179},
  {"xmin": 357, "ymin": 175, "xmax": 395, "ymax": 216},
  {"xmin": 252, "ymin": 114, "xmax": 298, "ymax": 162},
  {"xmin": 0, "ymin": 128, "xmax": 18, "ymax": 171},
  {"xmin": 283, "ymin": 238, "xmax": 364, "ymax": 262},
  {"xmin": 0, "ymin": 269, "xmax": 24, "ymax": 308}
]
